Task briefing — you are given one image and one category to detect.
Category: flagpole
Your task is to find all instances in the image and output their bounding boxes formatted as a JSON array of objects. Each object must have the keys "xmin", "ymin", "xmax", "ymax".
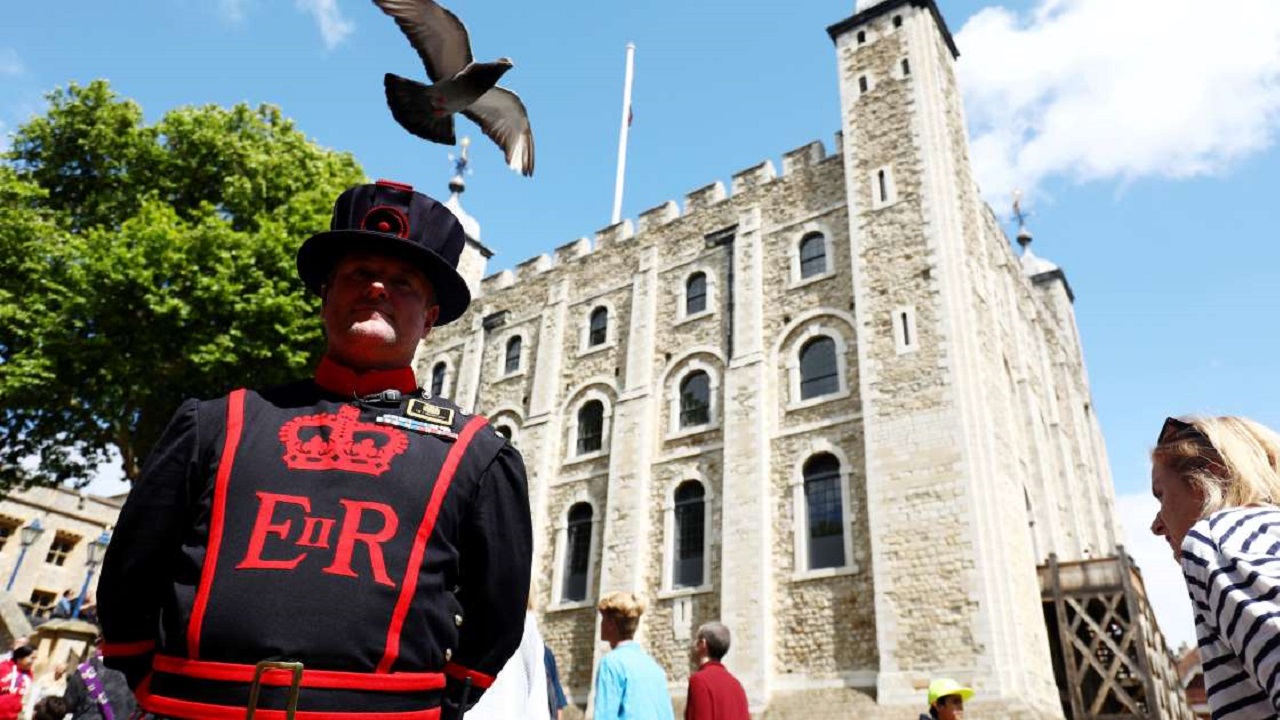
[{"xmin": 611, "ymin": 42, "xmax": 636, "ymax": 226}]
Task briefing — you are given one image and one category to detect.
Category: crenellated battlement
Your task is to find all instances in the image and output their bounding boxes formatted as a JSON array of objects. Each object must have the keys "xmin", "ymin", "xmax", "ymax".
[
  {"xmin": 730, "ymin": 160, "xmax": 777, "ymax": 195},
  {"xmin": 475, "ymin": 137, "xmax": 839, "ymax": 298},
  {"xmin": 684, "ymin": 181, "xmax": 727, "ymax": 212},
  {"xmin": 637, "ymin": 200, "xmax": 680, "ymax": 233},
  {"xmin": 554, "ymin": 236, "xmax": 592, "ymax": 265}
]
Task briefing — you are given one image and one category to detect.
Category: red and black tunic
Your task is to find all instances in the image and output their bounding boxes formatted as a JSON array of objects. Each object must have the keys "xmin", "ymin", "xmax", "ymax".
[{"xmin": 98, "ymin": 361, "xmax": 533, "ymax": 720}]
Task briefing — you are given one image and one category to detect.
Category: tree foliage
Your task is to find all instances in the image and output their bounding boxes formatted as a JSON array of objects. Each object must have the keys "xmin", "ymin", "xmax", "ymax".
[{"xmin": 0, "ymin": 80, "xmax": 365, "ymax": 489}]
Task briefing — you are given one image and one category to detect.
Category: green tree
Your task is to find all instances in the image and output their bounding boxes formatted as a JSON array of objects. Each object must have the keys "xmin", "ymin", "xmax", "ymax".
[{"xmin": 0, "ymin": 80, "xmax": 366, "ymax": 489}]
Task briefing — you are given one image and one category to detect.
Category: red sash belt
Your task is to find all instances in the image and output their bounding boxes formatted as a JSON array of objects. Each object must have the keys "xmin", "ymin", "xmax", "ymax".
[
  {"xmin": 139, "ymin": 656, "xmax": 446, "ymax": 720},
  {"xmin": 151, "ymin": 655, "xmax": 446, "ymax": 692}
]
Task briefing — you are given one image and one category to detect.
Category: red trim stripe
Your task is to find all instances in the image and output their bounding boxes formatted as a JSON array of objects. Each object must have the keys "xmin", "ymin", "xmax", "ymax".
[
  {"xmin": 187, "ymin": 388, "xmax": 247, "ymax": 659},
  {"xmin": 138, "ymin": 685, "xmax": 441, "ymax": 720},
  {"xmin": 101, "ymin": 639, "xmax": 156, "ymax": 657},
  {"xmin": 443, "ymin": 662, "xmax": 495, "ymax": 690},
  {"xmin": 152, "ymin": 655, "xmax": 445, "ymax": 692},
  {"xmin": 377, "ymin": 416, "xmax": 488, "ymax": 674}
]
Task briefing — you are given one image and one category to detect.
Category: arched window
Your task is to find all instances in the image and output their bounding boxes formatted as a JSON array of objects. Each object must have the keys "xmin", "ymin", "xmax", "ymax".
[
  {"xmin": 799, "ymin": 337, "xmax": 838, "ymax": 400},
  {"xmin": 494, "ymin": 423, "xmax": 513, "ymax": 441},
  {"xmin": 803, "ymin": 454, "xmax": 845, "ymax": 570},
  {"xmin": 799, "ymin": 233, "xmax": 827, "ymax": 279},
  {"xmin": 577, "ymin": 400, "xmax": 605, "ymax": 454},
  {"xmin": 562, "ymin": 503, "xmax": 593, "ymax": 602},
  {"xmin": 504, "ymin": 336, "xmax": 522, "ymax": 375},
  {"xmin": 430, "ymin": 362, "xmax": 447, "ymax": 397},
  {"xmin": 673, "ymin": 481, "xmax": 706, "ymax": 588},
  {"xmin": 588, "ymin": 307, "xmax": 609, "ymax": 347},
  {"xmin": 685, "ymin": 273, "xmax": 707, "ymax": 316},
  {"xmin": 679, "ymin": 371, "xmax": 711, "ymax": 428}
]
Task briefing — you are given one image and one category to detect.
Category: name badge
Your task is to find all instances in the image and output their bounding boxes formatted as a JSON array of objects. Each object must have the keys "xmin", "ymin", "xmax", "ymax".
[{"xmin": 405, "ymin": 399, "xmax": 455, "ymax": 427}]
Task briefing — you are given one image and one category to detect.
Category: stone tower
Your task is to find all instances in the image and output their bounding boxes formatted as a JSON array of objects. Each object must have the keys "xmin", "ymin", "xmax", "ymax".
[
  {"xmin": 412, "ymin": 1, "xmax": 1159, "ymax": 718},
  {"xmin": 829, "ymin": 0, "xmax": 1067, "ymax": 714}
]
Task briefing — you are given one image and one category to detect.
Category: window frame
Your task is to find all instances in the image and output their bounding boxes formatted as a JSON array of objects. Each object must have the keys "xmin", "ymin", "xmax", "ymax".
[
  {"xmin": 550, "ymin": 498, "xmax": 600, "ymax": 609},
  {"xmin": 664, "ymin": 357, "xmax": 723, "ymax": 440},
  {"xmin": 566, "ymin": 389, "xmax": 614, "ymax": 462},
  {"xmin": 790, "ymin": 445, "xmax": 857, "ymax": 580},
  {"xmin": 576, "ymin": 400, "xmax": 605, "ymax": 455},
  {"xmin": 45, "ymin": 534, "xmax": 78, "ymax": 566},
  {"xmin": 785, "ymin": 322, "xmax": 852, "ymax": 411},
  {"xmin": 577, "ymin": 300, "xmax": 619, "ymax": 355},
  {"xmin": 678, "ymin": 371, "xmax": 712, "ymax": 429},
  {"xmin": 427, "ymin": 355, "xmax": 455, "ymax": 399},
  {"xmin": 894, "ymin": 305, "xmax": 919, "ymax": 354},
  {"xmin": 798, "ymin": 232, "xmax": 829, "ymax": 280},
  {"xmin": 870, "ymin": 165, "xmax": 898, "ymax": 209},
  {"xmin": 501, "ymin": 334, "xmax": 524, "ymax": 377},
  {"xmin": 676, "ymin": 266, "xmax": 717, "ymax": 324},
  {"xmin": 798, "ymin": 336, "xmax": 840, "ymax": 401},
  {"xmin": 788, "ymin": 223, "xmax": 836, "ymax": 288},
  {"xmin": 660, "ymin": 478, "xmax": 714, "ymax": 597},
  {"xmin": 684, "ymin": 272, "xmax": 708, "ymax": 317},
  {"xmin": 0, "ymin": 520, "xmax": 16, "ymax": 553},
  {"xmin": 588, "ymin": 307, "xmax": 608, "ymax": 348}
]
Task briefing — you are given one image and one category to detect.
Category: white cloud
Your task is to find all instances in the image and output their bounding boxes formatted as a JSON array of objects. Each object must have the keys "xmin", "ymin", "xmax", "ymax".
[
  {"xmin": 218, "ymin": 0, "xmax": 250, "ymax": 22},
  {"xmin": 215, "ymin": 1, "xmax": 352, "ymax": 49},
  {"xmin": 0, "ymin": 48, "xmax": 23, "ymax": 77},
  {"xmin": 1115, "ymin": 493, "xmax": 1197, "ymax": 653},
  {"xmin": 955, "ymin": 0, "xmax": 1280, "ymax": 203},
  {"xmin": 296, "ymin": 0, "xmax": 355, "ymax": 50}
]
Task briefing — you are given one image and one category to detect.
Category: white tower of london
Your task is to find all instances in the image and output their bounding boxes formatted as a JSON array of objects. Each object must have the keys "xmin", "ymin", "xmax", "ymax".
[{"xmin": 418, "ymin": 2, "xmax": 1181, "ymax": 718}]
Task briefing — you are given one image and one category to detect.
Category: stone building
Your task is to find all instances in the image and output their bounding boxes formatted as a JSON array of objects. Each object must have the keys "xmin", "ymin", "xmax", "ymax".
[
  {"xmin": 0, "ymin": 487, "xmax": 121, "ymax": 620},
  {"xmin": 417, "ymin": 1, "xmax": 1149, "ymax": 717}
]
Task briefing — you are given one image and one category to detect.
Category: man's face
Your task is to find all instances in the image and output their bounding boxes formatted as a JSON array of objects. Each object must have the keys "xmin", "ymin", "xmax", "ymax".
[
  {"xmin": 935, "ymin": 695, "xmax": 964, "ymax": 720},
  {"xmin": 1150, "ymin": 460, "xmax": 1206, "ymax": 561},
  {"xmin": 599, "ymin": 612, "xmax": 619, "ymax": 645},
  {"xmin": 322, "ymin": 252, "xmax": 439, "ymax": 370},
  {"xmin": 691, "ymin": 636, "xmax": 707, "ymax": 664},
  {"xmin": 15, "ymin": 655, "xmax": 33, "ymax": 672}
]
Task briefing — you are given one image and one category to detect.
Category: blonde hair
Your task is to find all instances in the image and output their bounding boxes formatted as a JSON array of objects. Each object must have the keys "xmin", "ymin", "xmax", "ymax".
[
  {"xmin": 1152, "ymin": 416, "xmax": 1280, "ymax": 516},
  {"xmin": 597, "ymin": 591, "xmax": 645, "ymax": 639}
]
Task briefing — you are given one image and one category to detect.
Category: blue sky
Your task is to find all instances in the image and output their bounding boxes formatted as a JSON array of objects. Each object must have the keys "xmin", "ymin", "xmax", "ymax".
[{"xmin": 5, "ymin": 0, "xmax": 1280, "ymax": 650}]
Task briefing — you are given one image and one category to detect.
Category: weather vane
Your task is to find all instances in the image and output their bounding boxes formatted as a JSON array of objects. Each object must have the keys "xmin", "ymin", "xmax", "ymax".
[
  {"xmin": 449, "ymin": 137, "xmax": 472, "ymax": 179},
  {"xmin": 1011, "ymin": 189, "xmax": 1033, "ymax": 249}
]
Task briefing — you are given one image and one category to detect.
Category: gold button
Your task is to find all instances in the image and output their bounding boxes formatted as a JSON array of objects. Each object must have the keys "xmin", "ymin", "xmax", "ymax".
[
  {"xmin": 445, "ymin": 648, "xmax": 452, "ymax": 661},
  {"xmin": 454, "ymin": 614, "xmax": 464, "ymax": 627}
]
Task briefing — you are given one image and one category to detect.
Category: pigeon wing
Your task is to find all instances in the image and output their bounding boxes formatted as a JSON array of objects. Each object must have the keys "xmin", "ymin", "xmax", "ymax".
[
  {"xmin": 462, "ymin": 87, "xmax": 535, "ymax": 176},
  {"xmin": 372, "ymin": 0, "xmax": 473, "ymax": 82}
]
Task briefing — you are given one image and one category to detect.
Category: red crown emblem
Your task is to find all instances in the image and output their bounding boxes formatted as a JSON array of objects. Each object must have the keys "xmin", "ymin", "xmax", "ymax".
[{"xmin": 279, "ymin": 406, "xmax": 409, "ymax": 476}]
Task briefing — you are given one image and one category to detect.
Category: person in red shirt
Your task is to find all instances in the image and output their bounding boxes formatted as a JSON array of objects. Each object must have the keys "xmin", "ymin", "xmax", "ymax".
[
  {"xmin": 684, "ymin": 622, "xmax": 749, "ymax": 720},
  {"xmin": 0, "ymin": 646, "xmax": 35, "ymax": 720}
]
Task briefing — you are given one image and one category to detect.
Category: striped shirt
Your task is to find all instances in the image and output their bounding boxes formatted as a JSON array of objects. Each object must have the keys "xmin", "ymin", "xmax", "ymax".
[{"xmin": 1181, "ymin": 506, "xmax": 1280, "ymax": 719}]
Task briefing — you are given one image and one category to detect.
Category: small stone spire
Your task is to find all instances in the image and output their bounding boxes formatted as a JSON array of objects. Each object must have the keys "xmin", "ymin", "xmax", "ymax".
[{"xmin": 443, "ymin": 137, "xmax": 481, "ymax": 241}]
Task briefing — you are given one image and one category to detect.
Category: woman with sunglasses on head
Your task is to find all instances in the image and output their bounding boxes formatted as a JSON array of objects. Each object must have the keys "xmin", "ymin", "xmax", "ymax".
[{"xmin": 1151, "ymin": 415, "xmax": 1280, "ymax": 719}]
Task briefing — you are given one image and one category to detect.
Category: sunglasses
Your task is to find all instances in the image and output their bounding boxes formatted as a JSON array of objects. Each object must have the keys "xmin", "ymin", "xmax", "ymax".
[
  {"xmin": 1158, "ymin": 416, "xmax": 1226, "ymax": 473},
  {"xmin": 1158, "ymin": 417, "xmax": 1202, "ymax": 446}
]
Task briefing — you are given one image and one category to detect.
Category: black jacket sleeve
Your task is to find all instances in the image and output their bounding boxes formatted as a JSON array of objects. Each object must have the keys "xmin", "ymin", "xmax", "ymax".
[
  {"xmin": 444, "ymin": 441, "xmax": 533, "ymax": 715},
  {"xmin": 98, "ymin": 399, "xmax": 201, "ymax": 687}
]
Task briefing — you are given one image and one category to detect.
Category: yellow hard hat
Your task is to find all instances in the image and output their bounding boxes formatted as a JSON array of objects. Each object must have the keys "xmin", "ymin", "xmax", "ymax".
[{"xmin": 928, "ymin": 678, "xmax": 975, "ymax": 706}]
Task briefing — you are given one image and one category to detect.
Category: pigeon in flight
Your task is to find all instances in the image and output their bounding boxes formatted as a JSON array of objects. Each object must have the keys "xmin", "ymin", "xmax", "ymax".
[{"xmin": 373, "ymin": 0, "xmax": 535, "ymax": 177}]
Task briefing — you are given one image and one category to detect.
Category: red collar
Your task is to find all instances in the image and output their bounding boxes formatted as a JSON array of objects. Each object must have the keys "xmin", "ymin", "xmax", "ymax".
[{"xmin": 314, "ymin": 357, "xmax": 419, "ymax": 397}]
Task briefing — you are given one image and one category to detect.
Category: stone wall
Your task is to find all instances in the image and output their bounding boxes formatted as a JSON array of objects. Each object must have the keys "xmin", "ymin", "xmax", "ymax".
[{"xmin": 417, "ymin": 2, "xmax": 1126, "ymax": 717}]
